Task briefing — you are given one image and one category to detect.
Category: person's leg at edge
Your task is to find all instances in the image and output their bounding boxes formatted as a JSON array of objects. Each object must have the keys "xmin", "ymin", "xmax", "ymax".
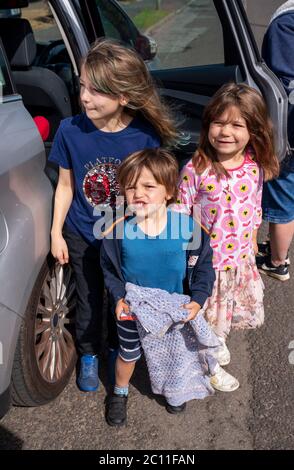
[
  {"xmin": 269, "ymin": 220, "xmax": 294, "ymax": 265},
  {"xmin": 260, "ymin": 153, "xmax": 294, "ymax": 278}
]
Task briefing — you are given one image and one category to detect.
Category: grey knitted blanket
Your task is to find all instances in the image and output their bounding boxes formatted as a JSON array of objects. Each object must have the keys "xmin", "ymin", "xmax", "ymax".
[{"xmin": 125, "ymin": 283, "xmax": 221, "ymax": 406}]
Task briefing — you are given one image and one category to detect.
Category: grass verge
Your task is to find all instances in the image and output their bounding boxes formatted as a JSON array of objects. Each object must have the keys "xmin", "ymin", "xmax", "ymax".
[{"xmin": 133, "ymin": 9, "xmax": 168, "ymax": 31}]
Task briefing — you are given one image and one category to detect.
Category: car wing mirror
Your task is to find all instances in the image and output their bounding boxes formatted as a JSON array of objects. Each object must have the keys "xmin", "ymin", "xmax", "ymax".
[{"xmin": 135, "ymin": 34, "xmax": 157, "ymax": 61}]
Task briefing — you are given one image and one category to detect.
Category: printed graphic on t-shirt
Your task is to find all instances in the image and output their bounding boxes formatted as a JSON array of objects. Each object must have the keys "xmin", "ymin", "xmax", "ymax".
[{"xmin": 83, "ymin": 163, "xmax": 120, "ymax": 208}]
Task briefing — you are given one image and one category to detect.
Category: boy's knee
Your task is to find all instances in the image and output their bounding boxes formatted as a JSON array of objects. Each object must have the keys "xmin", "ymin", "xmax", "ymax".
[{"xmin": 118, "ymin": 346, "xmax": 142, "ymax": 363}]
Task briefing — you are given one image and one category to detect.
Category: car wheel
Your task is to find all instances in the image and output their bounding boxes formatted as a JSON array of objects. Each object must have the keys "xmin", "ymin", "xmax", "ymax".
[{"xmin": 11, "ymin": 257, "xmax": 77, "ymax": 406}]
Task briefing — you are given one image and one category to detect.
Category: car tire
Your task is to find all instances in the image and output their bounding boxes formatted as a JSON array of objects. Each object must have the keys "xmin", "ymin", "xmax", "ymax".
[{"xmin": 11, "ymin": 256, "xmax": 77, "ymax": 406}]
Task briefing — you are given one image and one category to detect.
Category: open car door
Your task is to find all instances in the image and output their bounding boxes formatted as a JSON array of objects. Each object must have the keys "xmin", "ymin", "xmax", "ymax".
[{"xmin": 66, "ymin": 0, "xmax": 288, "ymax": 166}]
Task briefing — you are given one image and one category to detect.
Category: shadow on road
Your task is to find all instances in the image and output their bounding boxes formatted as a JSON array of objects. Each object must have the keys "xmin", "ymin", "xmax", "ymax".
[
  {"xmin": 131, "ymin": 357, "xmax": 167, "ymax": 408},
  {"xmin": 0, "ymin": 425, "xmax": 23, "ymax": 450}
]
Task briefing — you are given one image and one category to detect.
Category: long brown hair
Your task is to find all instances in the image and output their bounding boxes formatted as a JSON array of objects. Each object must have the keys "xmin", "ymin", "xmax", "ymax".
[
  {"xmin": 193, "ymin": 82, "xmax": 279, "ymax": 180},
  {"xmin": 82, "ymin": 38, "xmax": 177, "ymax": 145}
]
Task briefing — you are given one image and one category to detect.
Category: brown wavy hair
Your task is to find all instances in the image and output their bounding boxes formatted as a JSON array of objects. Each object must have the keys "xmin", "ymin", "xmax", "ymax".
[
  {"xmin": 82, "ymin": 38, "xmax": 177, "ymax": 145},
  {"xmin": 193, "ymin": 83, "xmax": 279, "ymax": 181},
  {"xmin": 117, "ymin": 148, "xmax": 179, "ymax": 204}
]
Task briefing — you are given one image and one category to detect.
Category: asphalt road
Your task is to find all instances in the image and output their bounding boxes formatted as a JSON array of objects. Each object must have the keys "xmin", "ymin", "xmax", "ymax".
[
  {"xmin": 149, "ymin": 0, "xmax": 224, "ymax": 68},
  {"xmin": 1, "ymin": 222, "xmax": 293, "ymax": 450},
  {"xmin": 0, "ymin": 0, "xmax": 293, "ymax": 451}
]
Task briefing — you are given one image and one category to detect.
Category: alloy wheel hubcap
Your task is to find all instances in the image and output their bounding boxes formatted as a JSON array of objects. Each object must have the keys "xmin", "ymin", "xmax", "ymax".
[{"xmin": 34, "ymin": 263, "xmax": 76, "ymax": 383}]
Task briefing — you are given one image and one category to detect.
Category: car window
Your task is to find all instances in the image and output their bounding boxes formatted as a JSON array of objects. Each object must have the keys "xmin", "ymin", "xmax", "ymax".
[
  {"xmin": 0, "ymin": 2, "xmax": 77, "ymax": 139},
  {"xmin": 148, "ymin": 0, "xmax": 224, "ymax": 69},
  {"xmin": 242, "ymin": 0, "xmax": 279, "ymax": 52},
  {"xmin": 0, "ymin": 42, "xmax": 13, "ymax": 97},
  {"xmin": 95, "ymin": 0, "xmax": 138, "ymax": 47},
  {"xmin": 21, "ymin": 1, "xmax": 62, "ymax": 43}
]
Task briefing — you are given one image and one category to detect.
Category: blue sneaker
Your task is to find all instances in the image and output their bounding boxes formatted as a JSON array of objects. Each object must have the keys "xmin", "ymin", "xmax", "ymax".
[
  {"xmin": 107, "ymin": 348, "xmax": 119, "ymax": 386},
  {"xmin": 77, "ymin": 355, "xmax": 99, "ymax": 392}
]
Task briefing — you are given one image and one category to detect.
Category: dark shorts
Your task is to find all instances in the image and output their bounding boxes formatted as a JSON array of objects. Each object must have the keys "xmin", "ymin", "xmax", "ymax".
[
  {"xmin": 262, "ymin": 152, "xmax": 294, "ymax": 224},
  {"xmin": 116, "ymin": 319, "xmax": 142, "ymax": 362}
]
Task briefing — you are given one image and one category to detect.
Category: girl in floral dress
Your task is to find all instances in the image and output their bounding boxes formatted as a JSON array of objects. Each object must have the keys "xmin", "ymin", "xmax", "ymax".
[{"xmin": 175, "ymin": 83, "xmax": 279, "ymax": 376}]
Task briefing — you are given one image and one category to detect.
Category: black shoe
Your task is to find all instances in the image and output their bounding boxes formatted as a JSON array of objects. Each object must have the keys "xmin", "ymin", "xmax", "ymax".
[
  {"xmin": 257, "ymin": 240, "xmax": 270, "ymax": 256},
  {"xmin": 258, "ymin": 256, "xmax": 290, "ymax": 281},
  {"xmin": 256, "ymin": 252, "xmax": 267, "ymax": 268},
  {"xmin": 256, "ymin": 240, "xmax": 270, "ymax": 268},
  {"xmin": 166, "ymin": 402, "xmax": 186, "ymax": 414},
  {"xmin": 105, "ymin": 393, "xmax": 128, "ymax": 426}
]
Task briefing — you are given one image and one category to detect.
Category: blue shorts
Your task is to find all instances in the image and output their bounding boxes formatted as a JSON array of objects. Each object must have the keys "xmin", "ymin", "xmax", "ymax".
[{"xmin": 262, "ymin": 152, "xmax": 294, "ymax": 224}]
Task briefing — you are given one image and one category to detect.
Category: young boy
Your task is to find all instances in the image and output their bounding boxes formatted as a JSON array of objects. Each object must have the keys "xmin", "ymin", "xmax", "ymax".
[{"xmin": 101, "ymin": 148, "xmax": 238, "ymax": 426}]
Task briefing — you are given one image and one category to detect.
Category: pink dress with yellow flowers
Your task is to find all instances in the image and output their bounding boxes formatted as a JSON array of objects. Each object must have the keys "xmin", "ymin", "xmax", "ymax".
[{"xmin": 175, "ymin": 150, "xmax": 264, "ymax": 338}]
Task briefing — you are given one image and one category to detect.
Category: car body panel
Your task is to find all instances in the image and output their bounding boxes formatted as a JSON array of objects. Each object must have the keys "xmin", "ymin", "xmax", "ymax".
[
  {"xmin": 63, "ymin": 0, "xmax": 288, "ymax": 160},
  {"xmin": 0, "ymin": 303, "xmax": 22, "ymax": 396},
  {"xmin": 222, "ymin": 0, "xmax": 288, "ymax": 160},
  {"xmin": 0, "ymin": 98, "xmax": 53, "ymax": 318},
  {"xmin": 152, "ymin": 0, "xmax": 288, "ymax": 162},
  {"xmin": 50, "ymin": 0, "xmax": 90, "ymax": 61}
]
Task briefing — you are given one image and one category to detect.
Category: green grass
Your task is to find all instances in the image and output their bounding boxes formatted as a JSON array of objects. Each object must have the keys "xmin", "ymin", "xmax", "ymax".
[{"xmin": 133, "ymin": 9, "xmax": 168, "ymax": 31}]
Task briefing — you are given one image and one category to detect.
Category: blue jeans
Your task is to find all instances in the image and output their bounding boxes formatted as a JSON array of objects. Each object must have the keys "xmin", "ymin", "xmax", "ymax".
[{"xmin": 262, "ymin": 152, "xmax": 294, "ymax": 224}]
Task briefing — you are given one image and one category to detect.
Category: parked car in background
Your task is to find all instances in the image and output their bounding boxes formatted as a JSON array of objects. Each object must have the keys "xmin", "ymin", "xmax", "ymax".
[{"xmin": 0, "ymin": 0, "xmax": 289, "ymax": 418}]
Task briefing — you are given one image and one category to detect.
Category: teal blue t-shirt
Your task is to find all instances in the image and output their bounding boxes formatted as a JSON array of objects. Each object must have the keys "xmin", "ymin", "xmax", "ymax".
[{"xmin": 121, "ymin": 211, "xmax": 194, "ymax": 294}]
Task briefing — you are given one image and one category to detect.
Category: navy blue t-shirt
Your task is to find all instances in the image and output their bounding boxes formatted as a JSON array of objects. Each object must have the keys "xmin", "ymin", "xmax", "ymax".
[{"xmin": 49, "ymin": 113, "xmax": 160, "ymax": 245}]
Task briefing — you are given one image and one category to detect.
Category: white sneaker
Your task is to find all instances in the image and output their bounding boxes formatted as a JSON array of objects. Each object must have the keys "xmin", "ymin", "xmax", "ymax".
[
  {"xmin": 214, "ymin": 336, "xmax": 231, "ymax": 366},
  {"xmin": 210, "ymin": 364, "xmax": 239, "ymax": 392}
]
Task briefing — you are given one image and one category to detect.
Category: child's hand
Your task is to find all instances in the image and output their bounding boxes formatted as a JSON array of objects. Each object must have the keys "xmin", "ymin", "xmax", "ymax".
[
  {"xmin": 116, "ymin": 298, "xmax": 131, "ymax": 321},
  {"xmin": 51, "ymin": 234, "xmax": 69, "ymax": 265},
  {"xmin": 182, "ymin": 301, "xmax": 201, "ymax": 322}
]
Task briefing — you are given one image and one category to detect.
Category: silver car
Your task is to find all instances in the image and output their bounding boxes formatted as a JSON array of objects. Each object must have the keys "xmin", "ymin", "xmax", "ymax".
[{"xmin": 0, "ymin": 0, "xmax": 289, "ymax": 418}]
